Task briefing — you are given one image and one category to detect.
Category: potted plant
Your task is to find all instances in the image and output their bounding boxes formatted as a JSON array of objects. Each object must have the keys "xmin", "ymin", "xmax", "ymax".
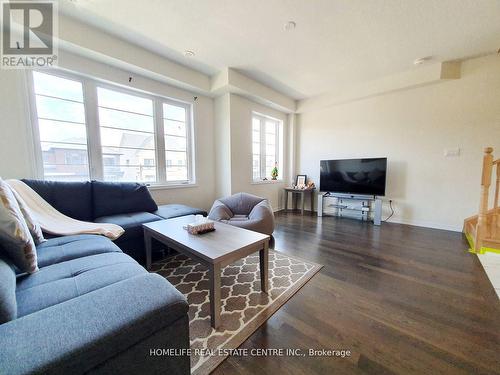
[{"xmin": 271, "ymin": 162, "xmax": 279, "ymax": 180}]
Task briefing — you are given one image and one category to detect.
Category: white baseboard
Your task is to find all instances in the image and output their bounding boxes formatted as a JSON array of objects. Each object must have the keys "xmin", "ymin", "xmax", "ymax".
[
  {"xmin": 278, "ymin": 208, "xmax": 463, "ymax": 233},
  {"xmin": 379, "ymin": 217, "xmax": 462, "ymax": 232}
]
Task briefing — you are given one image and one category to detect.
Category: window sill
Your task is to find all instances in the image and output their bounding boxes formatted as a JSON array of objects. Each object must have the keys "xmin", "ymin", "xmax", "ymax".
[
  {"xmin": 251, "ymin": 180, "xmax": 284, "ymax": 185},
  {"xmin": 147, "ymin": 183, "xmax": 198, "ymax": 191}
]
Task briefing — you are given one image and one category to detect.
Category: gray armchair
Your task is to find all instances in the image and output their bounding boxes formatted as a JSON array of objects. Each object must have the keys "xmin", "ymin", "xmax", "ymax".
[{"xmin": 208, "ymin": 193, "xmax": 275, "ymax": 235}]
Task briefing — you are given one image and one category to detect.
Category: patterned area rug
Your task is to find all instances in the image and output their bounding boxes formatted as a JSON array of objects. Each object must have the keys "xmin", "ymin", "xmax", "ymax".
[{"xmin": 151, "ymin": 250, "xmax": 322, "ymax": 374}]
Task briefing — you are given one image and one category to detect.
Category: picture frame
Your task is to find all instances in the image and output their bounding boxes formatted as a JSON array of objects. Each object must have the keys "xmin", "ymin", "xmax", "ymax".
[{"xmin": 295, "ymin": 174, "xmax": 307, "ymax": 187}]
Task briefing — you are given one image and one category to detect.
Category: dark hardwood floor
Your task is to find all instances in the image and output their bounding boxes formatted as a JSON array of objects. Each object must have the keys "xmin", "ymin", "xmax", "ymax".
[{"xmin": 213, "ymin": 211, "xmax": 500, "ymax": 375}]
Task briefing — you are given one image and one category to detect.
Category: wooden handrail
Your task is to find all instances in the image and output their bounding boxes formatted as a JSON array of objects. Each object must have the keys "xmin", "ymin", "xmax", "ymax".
[
  {"xmin": 495, "ymin": 161, "xmax": 500, "ymax": 210},
  {"xmin": 479, "ymin": 147, "xmax": 493, "ymax": 214},
  {"xmin": 494, "ymin": 156, "xmax": 500, "ymax": 238},
  {"xmin": 474, "ymin": 147, "xmax": 494, "ymax": 251},
  {"xmin": 464, "ymin": 147, "xmax": 500, "ymax": 252}
]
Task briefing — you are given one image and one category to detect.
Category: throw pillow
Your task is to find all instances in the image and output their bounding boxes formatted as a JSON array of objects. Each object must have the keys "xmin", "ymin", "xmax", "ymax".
[
  {"xmin": 10, "ymin": 188, "xmax": 45, "ymax": 245},
  {"xmin": 0, "ymin": 257, "xmax": 17, "ymax": 323},
  {"xmin": 0, "ymin": 179, "xmax": 38, "ymax": 274}
]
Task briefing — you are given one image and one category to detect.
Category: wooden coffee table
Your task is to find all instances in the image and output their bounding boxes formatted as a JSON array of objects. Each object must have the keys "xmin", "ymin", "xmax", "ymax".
[{"xmin": 143, "ymin": 215, "xmax": 270, "ymax": 328}]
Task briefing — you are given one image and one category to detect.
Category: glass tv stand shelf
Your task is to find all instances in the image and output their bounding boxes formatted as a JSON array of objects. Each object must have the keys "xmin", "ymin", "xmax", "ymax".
[{"xmin": 317, "ymin": 193, "xmax": 382, "ymax": 225}]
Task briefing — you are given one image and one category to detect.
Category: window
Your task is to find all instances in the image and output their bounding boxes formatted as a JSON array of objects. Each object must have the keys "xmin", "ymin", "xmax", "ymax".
[
  {"xmin": 252, "ymin": 113, "xmax": 283, "ymax": 181},
  {"xmin": 30, "ymin": 71, "xmax": 194, "ymax": 185},
  {"xmin": 97, "ymin": 87, "xmax": 156, "ymax": 182},
  {"xmin": 163, "ymin": 103, "xmax": 189, "ymax": 181},
  {"xmin": 32, "ymin": 72, "xmax": 90, "ymax": 181}
]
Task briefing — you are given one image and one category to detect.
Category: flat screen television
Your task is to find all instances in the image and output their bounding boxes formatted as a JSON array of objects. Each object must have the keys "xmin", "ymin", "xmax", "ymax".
[{"xmin": 320, "ymin": 158, "xmax": 387, "ymax": 196}]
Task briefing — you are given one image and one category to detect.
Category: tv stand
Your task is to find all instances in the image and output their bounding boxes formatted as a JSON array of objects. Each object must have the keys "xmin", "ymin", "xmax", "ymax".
[{"xmin": 317, "ymin": 193, "xmax": 382, "ymax": 225}]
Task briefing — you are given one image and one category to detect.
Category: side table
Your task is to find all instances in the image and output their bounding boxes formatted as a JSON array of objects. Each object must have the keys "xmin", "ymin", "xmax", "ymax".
[{"xmin": 283, "ymin": 188, "xmax": 316, "ymax": 215}]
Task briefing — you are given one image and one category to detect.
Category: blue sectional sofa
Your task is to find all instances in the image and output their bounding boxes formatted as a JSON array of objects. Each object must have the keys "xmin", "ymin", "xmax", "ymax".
[
  {"xmin": 0, "ymin": 180, "xmax": 205, "ymax": 374},
  {"xmin": 0, "ymin": 234, "xmax": 190, "ymax": 374},
  {"xmin": 22, "ymin": 179, "xmax": 207, "ymax": 263}
]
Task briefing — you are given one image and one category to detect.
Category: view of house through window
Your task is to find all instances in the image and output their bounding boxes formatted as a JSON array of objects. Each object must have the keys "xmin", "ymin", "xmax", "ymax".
[
  {"xmin": 30, "ymin": 71, "xmax": 194, "ymax": 185},
  {"xmin": 97, "ymin": 87, "xmax": 156, "ymax": 183},
  {"xmin": 33, "ymin": 72, "xmax": 90, "ymax": 181},
  {"xmin": 164, "ymin": 103, "xmax": 189, "ymax": 181},
  {"xmin": 252, "ymin": 113, "xmax": 283, "ymax": 181}
]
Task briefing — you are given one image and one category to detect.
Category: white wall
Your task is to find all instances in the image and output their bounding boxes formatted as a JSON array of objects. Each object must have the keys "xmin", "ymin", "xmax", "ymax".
[
  {"xmin": 0, "ymin": 52, "xmax": 216, "ymax": 211},
  {"xmin": 298, "ymin": 54, "xmax": 500, "ymax": 231},
  {"xmin": 229, "ymin": 94, "xmax": 289, "ymax": 211},
  {"xmin": 210, "ymin": 93, "xmax": 291, "ymax": 211},
  {"xmin": 214, "ymin": 94, "xmax": 232, "ymax": 198}
]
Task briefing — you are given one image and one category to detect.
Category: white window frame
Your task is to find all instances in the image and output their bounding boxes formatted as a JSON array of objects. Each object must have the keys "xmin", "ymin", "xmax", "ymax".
[
  {"xmin": 161, "ymin": 98, "xmax": 195, "ymax": 184},
  {"xmin": 251, "ymin": 112, "xmax": 283, "ymax": 182},
  {"xmin": 27, "ymin": 69, "xmax": 195, "ymax": 187}
]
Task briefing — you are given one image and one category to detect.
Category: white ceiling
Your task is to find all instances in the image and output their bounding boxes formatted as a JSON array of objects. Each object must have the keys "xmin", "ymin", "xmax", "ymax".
[{"xmin": 61, "ymin": 0, "xmax": 500, "ymax": 100}]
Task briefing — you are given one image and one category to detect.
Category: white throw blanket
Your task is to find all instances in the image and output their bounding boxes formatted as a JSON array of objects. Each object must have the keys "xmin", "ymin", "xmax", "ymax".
[{"xmin": 7, "ymin": 179, "xmax": 124, "ymax": 240}]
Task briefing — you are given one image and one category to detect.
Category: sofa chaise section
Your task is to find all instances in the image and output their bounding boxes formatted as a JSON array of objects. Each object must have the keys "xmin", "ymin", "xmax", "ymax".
[
  {"xmin": 154, "ymin": 203, "xmax": 207, "ymax": 220},
  {"xmin": 0, "ymin": 234, "xmax": 190, "ymax": 374},
  {"xmin": 0, "ymin": 274, "xmax": 190, "ymax": 375}
]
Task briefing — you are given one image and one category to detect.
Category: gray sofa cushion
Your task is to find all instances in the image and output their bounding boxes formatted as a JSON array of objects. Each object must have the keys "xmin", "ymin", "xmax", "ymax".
[
  {"xmin": 36, "ymin": 235, "xmax": 121, "ymax": 268},
  {"xmin": 154, "ymin": 204, "xmax": 207, "ymax": 219},
  {"xmin": 0, "ymin": 257, "xmax": 16, "ymax": 323},
  {"xmin": 16, "ymin": 252, "xmax": 145, "ymax": 317},
  {"xmin": 95, "ymin": 212, "xmax": 162, "ymax": 243},
  {"xmin": 92, "ymin": 181, "xmax": 158, "ymax": 218},
  {"xmin": 22, "ymin": 179, "xmax": 93, "ymax": 222}
]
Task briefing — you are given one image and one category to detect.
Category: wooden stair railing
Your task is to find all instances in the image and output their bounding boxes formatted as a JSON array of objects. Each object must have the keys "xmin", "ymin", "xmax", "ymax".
[
  {"xmin": 492, "ymin": 157, "xmax": 500, "ymax": 235},
  {"xmin": 464, "ymin": 147, "xmax": 500, "ymax": 254}
]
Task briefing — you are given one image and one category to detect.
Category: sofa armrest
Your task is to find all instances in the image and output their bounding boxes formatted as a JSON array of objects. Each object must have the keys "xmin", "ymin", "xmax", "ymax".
[{"xmin": 0, "ymin": 273, "xmax": 189, "ymax": 375}]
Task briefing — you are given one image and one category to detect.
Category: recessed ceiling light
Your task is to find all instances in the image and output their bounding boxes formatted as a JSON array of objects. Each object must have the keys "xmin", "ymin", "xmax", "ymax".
[
  {"xmin": 184, "ymin": 50, "xmax": 195, "ymax": 57},
  {"xmin": 414, "ymin": 56, "xmax": 432, "ymax": 65},
  {"xmin": 284, "ymin": 21, "xmax": 296, "ymax": 31}
]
